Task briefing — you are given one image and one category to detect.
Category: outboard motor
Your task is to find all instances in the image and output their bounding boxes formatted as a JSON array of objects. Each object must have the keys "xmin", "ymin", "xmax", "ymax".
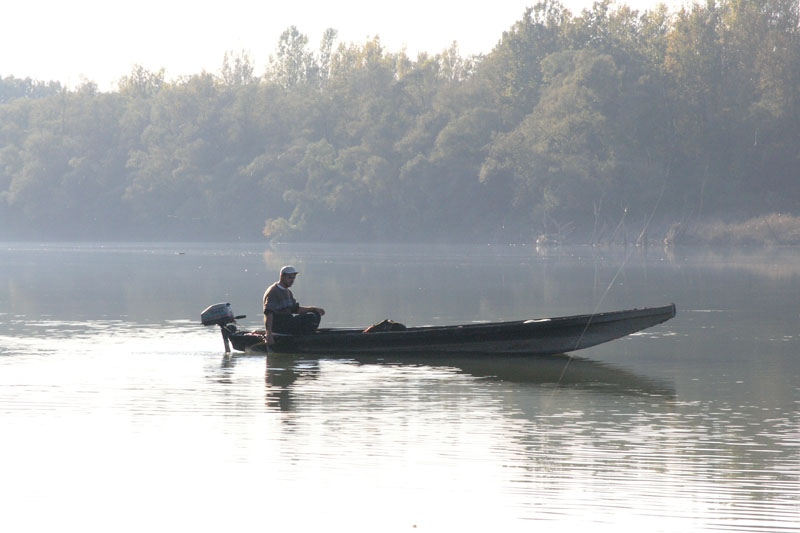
[{"xmin": 201, "ymin": 303, "xmax": 246, "ymax": 353}]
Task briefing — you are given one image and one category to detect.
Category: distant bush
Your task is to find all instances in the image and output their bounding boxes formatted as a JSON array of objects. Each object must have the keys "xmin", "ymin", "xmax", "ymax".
[{"xmin": 665, "ymin": 214, "xmax": 800, "ymax": 246}]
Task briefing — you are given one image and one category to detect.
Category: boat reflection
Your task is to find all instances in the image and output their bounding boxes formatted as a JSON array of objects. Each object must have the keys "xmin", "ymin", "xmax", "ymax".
[
  {"xmin": 354, "ymin": 353, "xmax": 674, "ymax": 397},
  {"xmin": 255, "ymin": 352, "xmax": 674, "ymax": 412}
]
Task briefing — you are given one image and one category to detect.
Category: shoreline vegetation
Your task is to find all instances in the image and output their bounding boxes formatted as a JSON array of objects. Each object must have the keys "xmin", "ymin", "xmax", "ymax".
[
  {"xmin": 1, "ymin": 1, "xmax": 799, "ymax": 244},
  {"xmin": 663, "ymin": 214, "xmax": 800, "ymax": 247},
  {"xmin": 535, "ymin": 214, "xmax": 800, "ymax": 247}
]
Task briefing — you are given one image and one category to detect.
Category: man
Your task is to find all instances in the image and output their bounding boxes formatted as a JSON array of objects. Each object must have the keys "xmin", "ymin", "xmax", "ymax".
[{"xmin": 263, "ymin": 265, "xmax": 325, "ymax": 346}]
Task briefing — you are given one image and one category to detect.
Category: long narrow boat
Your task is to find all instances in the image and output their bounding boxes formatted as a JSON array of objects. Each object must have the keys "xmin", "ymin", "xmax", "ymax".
[{"xmin": 202, "ymin": 303, "xmax": 676, "ymax": 356}]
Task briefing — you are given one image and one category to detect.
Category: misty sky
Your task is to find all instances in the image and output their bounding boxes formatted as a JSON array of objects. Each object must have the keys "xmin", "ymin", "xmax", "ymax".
[{"xmin": 4, "ymin": 0, "xmax": 681, "ymax": 90}]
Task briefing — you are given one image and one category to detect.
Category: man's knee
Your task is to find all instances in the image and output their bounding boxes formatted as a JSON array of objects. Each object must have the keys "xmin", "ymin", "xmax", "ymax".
[{"xmin": 301, "ymin": 311, "xmax": 321, "ymax": 333}]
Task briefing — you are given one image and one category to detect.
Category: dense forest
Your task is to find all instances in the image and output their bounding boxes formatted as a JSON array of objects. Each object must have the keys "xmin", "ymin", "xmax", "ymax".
[{"xmin": 1, "ymin": 0, "xmax": 799, "ymax": 243}]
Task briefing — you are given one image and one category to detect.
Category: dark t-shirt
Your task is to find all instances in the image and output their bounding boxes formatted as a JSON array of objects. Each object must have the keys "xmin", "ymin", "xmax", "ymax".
[{"xmin": 263, "ymin": 283, "xmax": 300, "ymax": 316}]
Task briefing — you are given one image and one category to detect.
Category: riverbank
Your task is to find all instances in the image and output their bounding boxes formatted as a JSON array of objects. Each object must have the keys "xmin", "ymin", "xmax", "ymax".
[{"xmin": 664, "ymin": 214, "xmax": 800, "ymax": 246}]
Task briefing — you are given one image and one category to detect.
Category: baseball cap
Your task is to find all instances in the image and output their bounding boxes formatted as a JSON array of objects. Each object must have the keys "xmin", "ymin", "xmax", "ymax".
[{"xmin": 280, "ymin": 265, "xmax": 299, "ymax": 276}]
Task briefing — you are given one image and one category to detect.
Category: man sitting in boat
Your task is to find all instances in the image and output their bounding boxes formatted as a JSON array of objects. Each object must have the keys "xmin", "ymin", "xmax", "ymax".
[{"xmin": 263, "ymin": 265, "xmax": 325, "ymax": 345}]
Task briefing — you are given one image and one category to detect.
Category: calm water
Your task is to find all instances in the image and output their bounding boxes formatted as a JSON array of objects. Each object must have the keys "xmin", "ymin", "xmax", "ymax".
[{"xmin": 1, "ymin": 243, "xmax": 798, "ymax": 532}]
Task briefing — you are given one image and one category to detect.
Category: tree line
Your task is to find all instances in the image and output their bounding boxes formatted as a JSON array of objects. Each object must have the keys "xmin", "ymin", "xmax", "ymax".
[{"xmin": 1, "ymin": 0, "xmax": 798, "ymax": 243}]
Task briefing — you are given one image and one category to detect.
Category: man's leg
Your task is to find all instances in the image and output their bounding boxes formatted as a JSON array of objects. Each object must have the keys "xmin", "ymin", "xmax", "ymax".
[
  {"xmin": 297, "ymin": 311, "xmax": 321, "ymax": 334},
  {"xmin": 276, "ymin": 312, "xmax": 320, "ymax": 335}
]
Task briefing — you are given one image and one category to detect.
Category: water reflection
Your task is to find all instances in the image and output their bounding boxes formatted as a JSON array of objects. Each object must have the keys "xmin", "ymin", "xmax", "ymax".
[
  {"xmin": 350, "ymin": 354, "xmax": 675, "ymax": 397},
  {"xmin": 3, "ymin": 243, "xmax": 799, "ymax": 532},
  {"xmin": 662, "ymin": 245, "xmax": 800, "ymax": 280},
  {"xmin": 214, "ymin": 350, "xmax": 798, "ymax": 532},
  {"xmin": 264, "ymin": 356, "xmax": 321, "ymax": 411},
  {"xmin": 252, "ymin": 353, "xmax": 675, "ymax": 413}
]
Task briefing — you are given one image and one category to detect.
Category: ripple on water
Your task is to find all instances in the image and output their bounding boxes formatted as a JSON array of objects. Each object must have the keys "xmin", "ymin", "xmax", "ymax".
[{"xmin": 1, "ymin": 320, "xmax": 799, "ymax": 532}]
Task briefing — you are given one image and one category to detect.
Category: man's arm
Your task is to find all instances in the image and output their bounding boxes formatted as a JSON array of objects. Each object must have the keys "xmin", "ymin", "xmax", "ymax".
[
  {"xmin": 297, "ymin": 305, "xmax": 325, "ymax": 316},
  {"xmin": 264, "ymin": 311, "xmax": 275, "ymax": 345}
]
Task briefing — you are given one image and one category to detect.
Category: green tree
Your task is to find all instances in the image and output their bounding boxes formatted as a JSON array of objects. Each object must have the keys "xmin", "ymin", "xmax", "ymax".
[
  {"xmin": 267, "ymin": 26, "xmax": 313, "ymax": 88},
  {"xmin": 476, "ymin": 0, "xmax": 569, "ymax": 127},
  {"xmin": 0, "ymin": 76, "xmax": 62, "ymax": 103},
  {"xmin": 482, "ymin": 50, "xmax": 628, "ymax": 239},
  {"xmin": 117, "ymin": 65, "xmax": 165, "ymax": 98},
  {"xmin": 220, "ymin": 50, "xmax": 256, "ymax": 87}
]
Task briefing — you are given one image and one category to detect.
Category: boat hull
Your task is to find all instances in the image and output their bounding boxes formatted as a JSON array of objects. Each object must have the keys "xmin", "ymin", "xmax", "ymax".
[{"xmin": 226, "ymin": 304, "xmax": 676, "ymax": 357}]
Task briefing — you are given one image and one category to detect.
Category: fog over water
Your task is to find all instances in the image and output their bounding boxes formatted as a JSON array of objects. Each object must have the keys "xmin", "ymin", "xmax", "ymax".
[{"xmin": 1, "ymin": 243, "xmax": 798, "ymax": 532}]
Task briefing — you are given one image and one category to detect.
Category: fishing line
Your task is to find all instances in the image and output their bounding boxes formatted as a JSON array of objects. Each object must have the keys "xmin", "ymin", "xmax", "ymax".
[{"xmin": 553, "ymin": 178, "xmax": 669, "ymax": 388}]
